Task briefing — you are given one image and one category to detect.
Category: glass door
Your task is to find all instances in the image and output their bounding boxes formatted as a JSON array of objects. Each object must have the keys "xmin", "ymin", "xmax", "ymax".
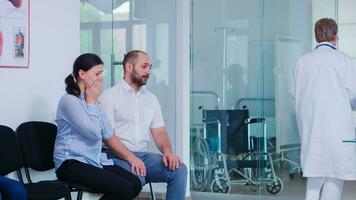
[
  {"xmin": 80, "ymin": 0, "xmax": 114, "ymax": 89},
  {"xmin": 190, "ymin": 0, "xmax": 314, "ymax": 199},
  {"xmin": 190, "ymin": 0, "xmax": 267, "ymax": 197}
]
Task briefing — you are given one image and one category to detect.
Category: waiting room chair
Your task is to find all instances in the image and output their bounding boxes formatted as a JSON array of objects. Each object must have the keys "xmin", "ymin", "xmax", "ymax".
[
  {"xmin": 0, "ymin": 124, "xmax": 71, "ymax": 200},
  {"xmin": 15, "ymin": 121, "xmax": 105, "ymax": 200},
  {"xmin": 148, "ymin": 182, "xmax": 156, "ymax": 200},
  {"xmin": 16, "ymin": 121, "xmax": 157, "ymax": 200},
  {"xmin": 72, "ymin": 182, "xmax": 155, "ymax": 200}
]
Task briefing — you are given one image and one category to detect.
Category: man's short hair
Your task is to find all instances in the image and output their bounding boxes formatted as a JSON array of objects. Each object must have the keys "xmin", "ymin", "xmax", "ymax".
[
  {"xmin": 122, "ymin": 50, "xmax": 148, "ymax": 73},
  {"xmin": 314, "ymin": 18, "xmax": 338, "ymax": 43}
]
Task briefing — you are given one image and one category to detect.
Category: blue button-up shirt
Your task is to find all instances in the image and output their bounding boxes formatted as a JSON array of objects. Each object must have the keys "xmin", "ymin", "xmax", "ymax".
[{"xmin": 53, "ymin": 93, "xmax": 114, "ymax": 170}]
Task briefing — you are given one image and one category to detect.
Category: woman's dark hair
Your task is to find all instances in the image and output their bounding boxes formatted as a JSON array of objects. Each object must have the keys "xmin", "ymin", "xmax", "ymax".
[{"xmin": 65, "ymin": 53, "xmax": 104, "ymax": 97}]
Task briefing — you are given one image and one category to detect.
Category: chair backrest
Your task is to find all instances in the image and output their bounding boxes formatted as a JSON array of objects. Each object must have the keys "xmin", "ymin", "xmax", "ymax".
[
  {"xmin": 203, "ymin": 109, "xmax": 249, "ymax": 154},
  {"xmin": 16, "ymin": 121, "xmax": 57, "ymax": 171},
  {"xmin": 227, "ymin": 109, "xmax": 250, "ymax": 154},
  {"xmin": 0, "ymin": 125, "xmax": 23, "ymax": 176}
]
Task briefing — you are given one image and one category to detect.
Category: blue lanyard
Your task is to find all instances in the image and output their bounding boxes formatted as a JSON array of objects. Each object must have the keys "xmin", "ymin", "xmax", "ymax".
[{"xmin": 315, "ymin": 43, "xmax": 336, "ymax": 50}]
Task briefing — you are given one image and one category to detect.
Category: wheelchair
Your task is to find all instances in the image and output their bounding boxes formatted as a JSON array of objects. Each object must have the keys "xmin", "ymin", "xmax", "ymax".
[{"xmin": 191, "ymin": 109, "xmax": 283, "ymax": 194}]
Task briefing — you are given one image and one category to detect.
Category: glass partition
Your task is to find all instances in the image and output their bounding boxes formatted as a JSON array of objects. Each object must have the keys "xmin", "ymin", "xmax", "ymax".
[
  {"xmin": 80, "ymin": 0, "xmax": 356, "ymax": 199},
  {"xmin": 190, "ymin": 0, "xmax": 266, "ymax": 197},
  {"xmin": 80, "ymin": 0, "xmax": 177, "ymax": 154},
  {"xmin": 190, "ymin": 0, "xmax": 312, "ymax": 198}
]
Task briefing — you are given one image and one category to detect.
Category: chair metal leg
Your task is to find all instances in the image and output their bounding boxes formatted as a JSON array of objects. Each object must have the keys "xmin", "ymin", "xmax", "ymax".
[
  {"xmin": 65, "ymin": 193, "xmax": 72, "ymax": 200},
  {"xmin": 149, "ymin": 182, "xmax": 156, "ymax": 200},
  {"xmin": 77, "ymin": 191, "xmax": 83, "ymax": 200}
]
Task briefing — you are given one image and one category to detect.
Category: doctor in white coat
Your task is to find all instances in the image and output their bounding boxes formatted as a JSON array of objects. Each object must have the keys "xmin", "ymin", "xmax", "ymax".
[{"xmin": 291, "ymin": 18, "xmax": 356, "ymax": 200}]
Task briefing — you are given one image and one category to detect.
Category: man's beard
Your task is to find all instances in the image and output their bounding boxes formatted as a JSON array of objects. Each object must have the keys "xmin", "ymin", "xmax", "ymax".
[{"xmin": 130, "ymin": 69, "xmax": 148, "ymax": 87}]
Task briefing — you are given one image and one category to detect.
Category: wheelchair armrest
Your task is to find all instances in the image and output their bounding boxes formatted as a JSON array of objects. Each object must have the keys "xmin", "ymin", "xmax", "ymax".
[{"xmin": 245, "ymin": 117, "xmax": 266, "ymax": 124}]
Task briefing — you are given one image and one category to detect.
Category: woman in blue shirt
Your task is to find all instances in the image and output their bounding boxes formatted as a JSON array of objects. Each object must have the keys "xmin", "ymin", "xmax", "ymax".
[{"xmin": 53, "ymin": 53, "xmax": 142, "ymax": 200}]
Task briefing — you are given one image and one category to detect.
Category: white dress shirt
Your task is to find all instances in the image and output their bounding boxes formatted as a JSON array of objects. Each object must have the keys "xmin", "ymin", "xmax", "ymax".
[
  {"xmin": 290, "ymin": 42, "xmax": 356, "ymax": 180},
  {"xmin": 100, "ymin": 80, "xmax": 165, "ymax": 152}
]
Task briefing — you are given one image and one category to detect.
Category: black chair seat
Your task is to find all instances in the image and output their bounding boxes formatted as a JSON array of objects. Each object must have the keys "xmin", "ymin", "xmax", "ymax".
[{"xmin": 25, "ymin": 181, "xmax": 71, "ymax": 200}]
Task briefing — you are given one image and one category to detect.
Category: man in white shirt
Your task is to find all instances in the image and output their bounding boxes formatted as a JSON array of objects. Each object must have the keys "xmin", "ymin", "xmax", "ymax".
[
  {"xmin": 100, "ymin": 50, "xmax": 187, "ymax": 200},
  {"xmin": 291, "ymin": 18, "xmax": 356, "ymax": 200}
]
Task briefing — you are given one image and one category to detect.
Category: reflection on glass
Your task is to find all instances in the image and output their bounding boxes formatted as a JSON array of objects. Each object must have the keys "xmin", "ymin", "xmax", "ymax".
[
  {"xmin": 191, "ymin": 0, "xmax": 266, "ymax": 196},
  {"xmin": 80, "ymin": 1, "xmax": 112, "ymax": 23},
  {"xmin": 80, "ymin": 30, "xmax": 93, "ymax": 53},
  {"xmin": 100, "ymin": 29, "xmax": 113, "ymax": 89},
  {"xmin": 81, "ymin": 0, "xmax": 177, "ymax": 153},
  {"xmin": 113, "ymin": 1, "xmax": 129, "ymax": 21},
  {"xmin": 113, "ymin": 28, "xmax": 127, "ymax": 85},
  {"xmin": 80, "ymin": 0, "xmax": 113, "ymax": 87},
  {"xmin": 154, "ymin": 23, "xmax": 169, "ymax": 85},
  {"xmin": 190, "ymin": 0, "xmax": 315, "ymax": 198},
  {"xmin": 132, "ymin": 24, "xmax": 147, "ymax": 51}
]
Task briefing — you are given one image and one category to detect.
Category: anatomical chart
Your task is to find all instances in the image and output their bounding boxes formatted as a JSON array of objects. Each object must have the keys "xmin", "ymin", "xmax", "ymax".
[{"xmin": 0, "ymin": 0, "xmax": 29, "ymax": 68}]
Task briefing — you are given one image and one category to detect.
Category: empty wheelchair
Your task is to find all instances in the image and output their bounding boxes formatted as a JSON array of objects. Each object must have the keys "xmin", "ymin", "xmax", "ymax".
[{"xmin": 191, "ymin": 109, "xmax": 283, "ymax": 194}]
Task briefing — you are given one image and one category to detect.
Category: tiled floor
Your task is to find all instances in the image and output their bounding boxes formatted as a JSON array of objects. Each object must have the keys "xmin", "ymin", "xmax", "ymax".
[
  {"xmin": 84, "ymin": 157, "xmax": 356, "ymax": 200},
  {"xmin": 190, "ymin": 164, "xmax": 356, "ymax": 200}
]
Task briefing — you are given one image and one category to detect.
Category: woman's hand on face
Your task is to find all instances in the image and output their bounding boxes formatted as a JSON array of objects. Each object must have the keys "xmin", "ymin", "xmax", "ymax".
[{"xmin": 85, "ymin": 79, "xmax": 103, "ymax": 105}]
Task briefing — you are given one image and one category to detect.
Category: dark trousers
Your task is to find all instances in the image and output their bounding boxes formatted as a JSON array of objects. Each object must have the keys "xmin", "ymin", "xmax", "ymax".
[{"xmin": 56, "ymin": 160, "xmax": 142, "ymax": 200}]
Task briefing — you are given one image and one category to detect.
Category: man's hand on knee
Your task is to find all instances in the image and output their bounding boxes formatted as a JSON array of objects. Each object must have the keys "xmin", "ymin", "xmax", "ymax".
[
  {"xmin": 127, "ymin": 154, "xmax": 146, "ymax": 176},
  {"xmin": 163, "ymin": 151, "xmax": 182, "ymax": 170}
]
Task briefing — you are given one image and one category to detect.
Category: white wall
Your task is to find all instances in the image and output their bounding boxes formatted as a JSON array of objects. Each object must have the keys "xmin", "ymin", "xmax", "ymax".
[
  {"xmin": 0, "ymin": 0, "xmax": 80, "ymax": 197},
  {"xmin": 0, "ymin": 0, "xmax": 80, "ymax": 129}
]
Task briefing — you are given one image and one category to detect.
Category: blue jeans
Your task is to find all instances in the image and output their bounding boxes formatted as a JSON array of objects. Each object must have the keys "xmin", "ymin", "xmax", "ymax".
[
  {"xmin": 105, "ymin": 150, "xmax": 187, "ymax": 200},
  {"xmin": 0, "ymin": 176, "xmax": 27, "ymax": 200}
]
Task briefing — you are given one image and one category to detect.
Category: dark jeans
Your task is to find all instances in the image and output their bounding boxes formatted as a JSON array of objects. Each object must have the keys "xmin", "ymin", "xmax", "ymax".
[
  {"xmin": 105, "ymin": 150, "xmax": 188, "ymax": 200},
  {"xmin": 56, "ymin": 159, "xmax": 142, "ymax": 200},
  {"xmin": 0, "ymin": 176, "xmax": 27, "ymax": 200}
]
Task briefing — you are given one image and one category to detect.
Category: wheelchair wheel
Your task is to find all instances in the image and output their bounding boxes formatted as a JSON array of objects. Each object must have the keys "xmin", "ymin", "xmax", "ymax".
[
  {"xmin": 191, "ymin": 137, "xmax": 211, "ymax": 190},
  {"xmin": 211, "ymin": 177, "xmax": 231, "ymax": 193},
  {"xmin": 266, "ymin": 176, "xmax": 283, "ymax": 194}
]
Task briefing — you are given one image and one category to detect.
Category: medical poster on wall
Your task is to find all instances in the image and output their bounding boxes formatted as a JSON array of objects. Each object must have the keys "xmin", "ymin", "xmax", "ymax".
[{"xmin": 0, "ymin": 0, "xmax": 30, "ymax": 68}]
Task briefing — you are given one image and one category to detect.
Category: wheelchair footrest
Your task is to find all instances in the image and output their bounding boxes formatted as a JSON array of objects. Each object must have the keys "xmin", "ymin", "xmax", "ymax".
[{"xmin": 236, "ymin": 160, "xmax": 267, "ymax": 168}]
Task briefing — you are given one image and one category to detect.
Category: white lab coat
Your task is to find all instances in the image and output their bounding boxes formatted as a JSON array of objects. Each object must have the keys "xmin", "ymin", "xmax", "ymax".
[{"xmin": 291, "ymin": 42, "xmax": 356, "ymax": 180}]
